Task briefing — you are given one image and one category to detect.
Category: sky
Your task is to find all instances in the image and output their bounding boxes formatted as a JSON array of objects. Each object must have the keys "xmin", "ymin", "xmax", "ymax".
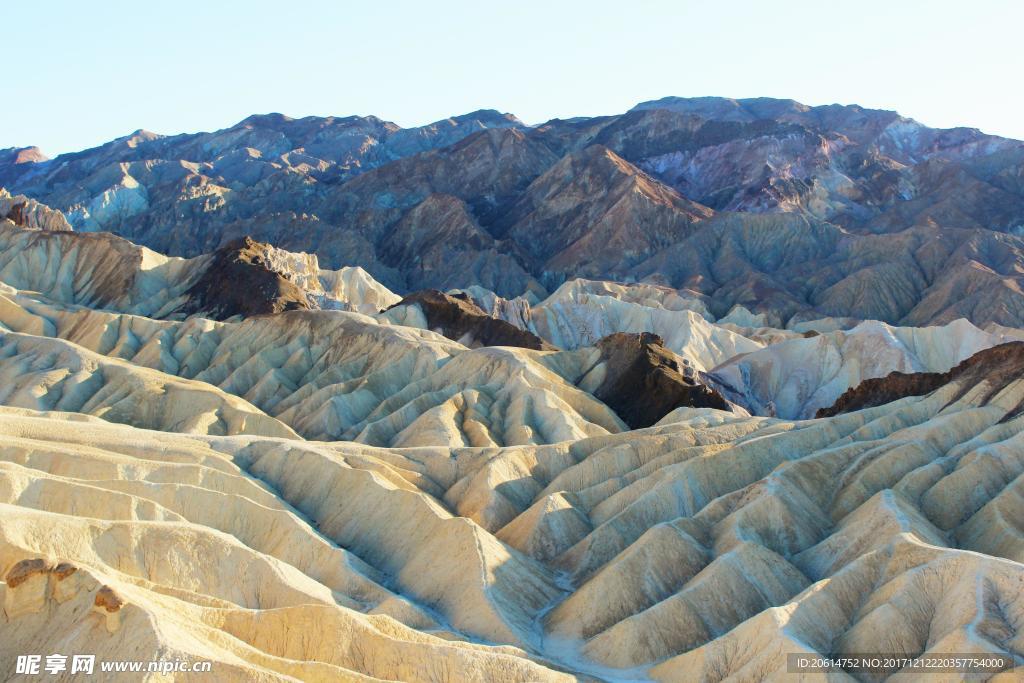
[{"xmin": 4, "ymin": 0, "xmax": 1022, "ymax": 156}]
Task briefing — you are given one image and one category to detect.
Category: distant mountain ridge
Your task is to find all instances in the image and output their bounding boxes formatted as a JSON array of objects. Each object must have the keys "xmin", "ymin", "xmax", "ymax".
[{"xmin": 4, "ymin": 96, "xmax": 1024, "ymax": 327}]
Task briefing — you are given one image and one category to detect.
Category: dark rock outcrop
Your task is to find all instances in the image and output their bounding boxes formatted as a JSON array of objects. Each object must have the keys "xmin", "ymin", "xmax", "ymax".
[
  {"xmin": 390, "ymin": 290, "xmax": 553, "ymax": 350},
  {"xmin": 183, "ymin": 236, "xmax": 313, "ymax": 319},
  {"xmin": 815, "ymin": 369, "xmax": 951, "ymax": 418},
  {"xmin": 817, "ymin": 341, "xmax": 1024, "ymax": 417},
  {"xmin": 591, "ymin": 332, "xmax": 731, "ymax": 428},
  {"xmin": 5, "ymin": 201, "xmax": 27, "ymax": 225}
]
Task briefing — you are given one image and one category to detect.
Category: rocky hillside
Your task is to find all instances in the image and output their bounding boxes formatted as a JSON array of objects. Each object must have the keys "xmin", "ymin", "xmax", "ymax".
[
  {"xmin": 5, "ymin": 96, "xmax": 1024, "ymax": 326},
  {"xmin": 0, "ymin": 219, "xmax": 399, "ymax": 319},
  {"xmin": 3, "ymin": 324, "xmax": 1024, "ymax": 680},
  {"xmin": 1, "ymin": 173, "xmax": 1024, "ymax": 680},
  {"xmin": 1, "ymin": 220, "xmax": 769, "ymax": 443},
  {"xmin": 0, "ymin": 187, "xmax": 71, "ymax": 231},
  {"xmin": 817, "ymin": 340, "xmax": 1024, "ymax": 417},
  {"xmin": 382, "ymin": 289, "xmax": 554, "ymax": 350},
  {"xmin": 708, "ymin": 318, "xmax": 1020, "ymax": 419}
]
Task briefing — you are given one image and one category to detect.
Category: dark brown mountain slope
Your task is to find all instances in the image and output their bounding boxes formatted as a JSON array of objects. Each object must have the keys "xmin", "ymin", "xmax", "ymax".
[
  {"xmin": 495, "ymin": 145, "xmax": 713, "ymax": 279},
  {"xmin": 590, "ymin": 332, "xmax": 731, "ymax": 428},
  {"xmin": 817, "ymin": 341, "xmax": 1024, "ymax": 417},
  {"xmin": 386, "ymin": 290, "xmax": 552, "ymax": 350},
  {"xmin": 181, "ymin": 236, "xmax": 313, "ymax": 318}
]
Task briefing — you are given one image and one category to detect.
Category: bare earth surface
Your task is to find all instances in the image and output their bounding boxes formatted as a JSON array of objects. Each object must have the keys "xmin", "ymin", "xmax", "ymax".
[{"xmin": 2, "ymin": 100, "xmax": 1024, "ymax": 681}]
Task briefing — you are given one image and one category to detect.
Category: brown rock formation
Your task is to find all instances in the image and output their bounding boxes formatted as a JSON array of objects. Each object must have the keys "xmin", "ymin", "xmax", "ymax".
[
  {"xmin": 94, "ymin": 586, "xmax": 125, "ymax": 613},
  {"xmin": 494, "ymin": 144, "xmax": 713, "ymax": 278},
  {"xmin": 52, "ymin": 562, "xmax": 78, "ymax": 581},
  {"xmin": 183, "ymin": 236, "xmax": 313, "ymax": 319},
  {"xmin": 5, "ymin": 558, "xmax": 50, "ymax": 588},
  {"xmin": 390, "ymin": 290, "xmax": 553, "ymax": 350},
  {"xmin": 591, "ymin": 332, "xmax": 731, "ymax": 428},
  {"xmin": 817, "ymin": 341, "xmax": 1024, "ymax": 417},
  {"xmin": 5, "ymin": 558, "xmax": 78, "ymax": 587}
]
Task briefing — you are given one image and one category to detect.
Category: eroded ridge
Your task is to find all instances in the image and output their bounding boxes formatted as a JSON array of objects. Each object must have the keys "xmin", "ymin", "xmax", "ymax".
[
  {"xmin": 2, "ymin": 336, "xmax": 1024, "ymax": 679},
  {"xmin": 0, "ymin": 284, "xmax": 624, "ymax": 446}
]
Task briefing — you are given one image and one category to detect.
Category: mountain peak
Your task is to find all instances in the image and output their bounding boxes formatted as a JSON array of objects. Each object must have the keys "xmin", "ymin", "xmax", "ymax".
[
  {"xmin": 118, "ymin": 129, "xmax": 161, "ymax": 148},
  {"xmin": 0, "ymin": 146, "xmax": 48, "ymax": 164},
  {"xmin": 237, "ymin": 112, "xmax": 296, "ymax": 128},
  {"xmin": 448, "ymin": 109, "xmax": 523, "ymax": 126}
]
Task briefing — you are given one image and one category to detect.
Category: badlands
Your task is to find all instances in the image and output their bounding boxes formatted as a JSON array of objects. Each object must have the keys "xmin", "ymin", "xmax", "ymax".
[
  {"xmin": 2, "ymin": 95, "xmax": 1024, "ymax": 682},
  {"xmin": 1, "ymin": 203, "xmax": 1023, "ymax": 682}
]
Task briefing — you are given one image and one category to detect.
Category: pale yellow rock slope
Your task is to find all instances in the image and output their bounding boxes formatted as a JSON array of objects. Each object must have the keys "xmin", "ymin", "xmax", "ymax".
[
  {"xmin": 2, "ymin": 221, "xmax": 1024, "ymax": 680},
  {"xmin": 0, "ymin": 284, "xmax": 624, "ymax": 446},
  {"xmin": 0, "ymin": 409, "xmax": 575, "ymax": 682},
  {"xmin": 3, "ymin": 343, "xmax": 1024, "ymax": 680}
]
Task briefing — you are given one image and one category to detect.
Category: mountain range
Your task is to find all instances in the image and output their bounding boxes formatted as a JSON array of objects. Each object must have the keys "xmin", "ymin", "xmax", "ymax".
[
  {"xmin": 5, "ymin": 96, "xmax": 1024, "ymax": 327},
  {"xmin": 3, "ymin": 97, "xmax": 1024, "ymax": 681}
]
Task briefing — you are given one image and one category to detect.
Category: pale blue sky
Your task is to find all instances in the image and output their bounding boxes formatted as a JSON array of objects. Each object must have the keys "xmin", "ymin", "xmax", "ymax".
[{"xmin": 5, "ymin": 0, "xmax": 1022, "ymax": 156}]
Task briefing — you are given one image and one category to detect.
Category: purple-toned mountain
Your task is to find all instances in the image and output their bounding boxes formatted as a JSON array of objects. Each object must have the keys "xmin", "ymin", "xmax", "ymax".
[{"xmin": 4, "ymin": 97, "xmax": 1024, "ymax": 326}]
